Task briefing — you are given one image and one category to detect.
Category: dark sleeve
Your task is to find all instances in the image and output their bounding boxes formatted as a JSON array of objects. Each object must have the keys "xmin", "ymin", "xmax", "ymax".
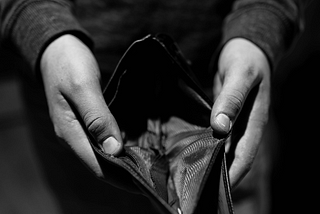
[
  {"xmin": 222, "ymin": 0, "xmax": 307, "ymax": 68},
  {"xmin": 0, "ymin": 0, "xmax": 93, "ymax": 75}
]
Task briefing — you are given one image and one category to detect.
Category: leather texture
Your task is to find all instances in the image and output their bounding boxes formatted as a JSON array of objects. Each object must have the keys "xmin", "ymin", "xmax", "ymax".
[{"xmin": 89, "ymin": 34, "xmax": 234, "ymax": 214}]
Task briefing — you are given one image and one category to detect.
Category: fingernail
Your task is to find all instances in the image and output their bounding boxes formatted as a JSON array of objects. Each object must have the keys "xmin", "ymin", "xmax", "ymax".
[
  {"xmin": 102, "ymin": 137, "xmax": 120, "ymax": 155},
  {"xmin": 216, "ymin": 113, "xmax": 231, "ymax": 133}
]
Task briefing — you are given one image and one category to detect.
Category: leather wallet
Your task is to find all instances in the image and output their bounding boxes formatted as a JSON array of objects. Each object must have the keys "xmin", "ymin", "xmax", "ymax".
[{"xmin": 89, "ymin": 34, "xmax": 234, "ymax": 214}]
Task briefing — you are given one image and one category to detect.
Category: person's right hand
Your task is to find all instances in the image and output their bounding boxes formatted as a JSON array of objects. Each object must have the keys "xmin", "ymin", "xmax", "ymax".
[{"xmin": 40, "ymin": 34, "xmax": 123, "ymax": 178}]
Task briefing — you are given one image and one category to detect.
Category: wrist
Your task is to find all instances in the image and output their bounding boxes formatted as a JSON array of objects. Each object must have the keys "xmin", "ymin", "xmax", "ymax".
[{"xmin": 40, "ymin": 34, "xmax": 92, "ymax": 75}]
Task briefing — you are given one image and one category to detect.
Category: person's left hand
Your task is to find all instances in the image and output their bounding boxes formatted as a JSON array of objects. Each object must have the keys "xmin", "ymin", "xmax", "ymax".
[{"xmin": 210, "ymin": 38, "xmax": 271, "ymax": 188}]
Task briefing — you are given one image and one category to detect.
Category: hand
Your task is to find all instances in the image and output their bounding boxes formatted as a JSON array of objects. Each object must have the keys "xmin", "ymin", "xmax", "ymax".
[
  {"xmin": 40, "ymin": 34, "xmax": 123, "ymax": 178},
  {"xmin": 210, "ymin": 38, "xmax": 271, "ymax": 188}
]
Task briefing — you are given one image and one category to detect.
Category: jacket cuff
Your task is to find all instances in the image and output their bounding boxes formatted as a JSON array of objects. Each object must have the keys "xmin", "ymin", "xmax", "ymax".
[
  {"xmin": 222, "ymin": 3, "xmax": 297, "ymax": 68},
  {"xmin": 5, "ymin": 1, "xmax": 93, "ymax": 75}
]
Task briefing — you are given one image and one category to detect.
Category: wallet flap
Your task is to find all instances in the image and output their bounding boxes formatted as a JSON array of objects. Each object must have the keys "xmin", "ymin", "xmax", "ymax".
[{"xmin": 104, "ymin": 34, "xmax": 212, "ymax": 130}]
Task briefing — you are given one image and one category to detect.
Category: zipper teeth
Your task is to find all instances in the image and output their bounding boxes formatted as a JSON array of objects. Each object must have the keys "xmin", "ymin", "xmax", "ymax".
[
  {"xmin": 191, "ymin": 139, "xmax": 225, "ymax": 212},
  {"xmin": 179, "ymin": 136, "xmax": 221, "ymax": 212},
  {"xmin": 93, "ymin": 129, "xmax": 225, "ymax": 214},
  {"xmin": 124, "ymin": 149, "xmax": 141, "ymax": 168},
  {"xmin": 166, "ymin": 128, "xmax": 213, "ymax": 159}
]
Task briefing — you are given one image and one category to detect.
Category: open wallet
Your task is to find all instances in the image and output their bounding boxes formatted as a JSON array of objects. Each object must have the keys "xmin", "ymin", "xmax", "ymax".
[{"xmin": 89, "ymin": 34, "xmax": 234, "ymax": 214}]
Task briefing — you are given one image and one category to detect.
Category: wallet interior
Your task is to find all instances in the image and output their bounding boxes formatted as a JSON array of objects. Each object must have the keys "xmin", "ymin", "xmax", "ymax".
[{"xmin": 98, "ymin": 35, "xmax": 231, "ymax": 214}]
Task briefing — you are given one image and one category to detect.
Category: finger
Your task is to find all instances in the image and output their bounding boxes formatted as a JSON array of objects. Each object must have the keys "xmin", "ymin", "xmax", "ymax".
[
  {"xmin": 228, "ymin": 80, "xmax": 270, "ymax": 187},
  {"xmin": 210, "ymin": 67, "xmax": 260, "ymax": 136},
  {"xmin": 67, "ymin": 83, "xmax": 123, "ymax": 155},
  {"xmin": 228, "ymin": 121, "xmax": 263, "ymax": 188},
  {"xmin": 51, "ymin": 96, "xmax": 105, "ymax": 178}
]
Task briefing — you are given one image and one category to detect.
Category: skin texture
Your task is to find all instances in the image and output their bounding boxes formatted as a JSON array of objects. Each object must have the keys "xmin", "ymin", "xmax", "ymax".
[
  {"xmin": 40, "ymin": 34, "xmax": 123, "ymax": 178},
  {"xmin": 40, "ymin": 34, "xmax": 271, "ymax": 188},
  {"xmin": 211, "ymin": 38, "xmax": 271, "ymax": 188}
]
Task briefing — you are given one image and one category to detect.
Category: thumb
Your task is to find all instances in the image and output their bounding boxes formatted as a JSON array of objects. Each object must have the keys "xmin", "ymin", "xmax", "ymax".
[
  {"xmin": 71, "ymin": 86, "xmax": 123, "ymax": 155},
  {"xmin": 211, "ymin": 72, "xmax": 255, "ymax": 136}
]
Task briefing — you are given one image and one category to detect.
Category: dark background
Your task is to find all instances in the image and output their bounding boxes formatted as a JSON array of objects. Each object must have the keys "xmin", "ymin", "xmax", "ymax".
[
  {"xmin": 271, "ymin": 0, "xmax": 319, "ymax": 213},
  {"xmin": 0, "ymin": 1, "xmax": 319, "ymax": 213}
]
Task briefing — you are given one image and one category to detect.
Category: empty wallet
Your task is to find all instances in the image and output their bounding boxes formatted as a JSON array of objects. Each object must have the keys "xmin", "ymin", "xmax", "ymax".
[{"xmin": 89, "ymin": 34, "xmax": 234, "ymax": 214}]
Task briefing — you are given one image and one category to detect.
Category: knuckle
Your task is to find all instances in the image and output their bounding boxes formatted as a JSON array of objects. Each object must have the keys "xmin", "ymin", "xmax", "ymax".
[
  {"xmin": 245, "ymin": 66, "xmax": 258, "ymax": 81},
  {"xmin": 67, "ymin": 74, "xmax": 97, "ymax": 96},
  {"xmin": 225, "ymin": 89, "xmax": 246, "ymax": 114},
  {"xmin": 84, "ymin": 112, "xmax": 110, "ymax": 139},
  {"xmin": 88, "ymin": 117, "xmax": 105, "ymax": 135},
  {"xmin": 69, "ymin": 78, "xmax": 89, "ymax": 94}
]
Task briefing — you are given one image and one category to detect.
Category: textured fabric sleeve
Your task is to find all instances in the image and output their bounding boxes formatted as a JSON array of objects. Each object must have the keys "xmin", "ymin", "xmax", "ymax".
[
  {"xmin": 222, "ymin": 0, "xmax": 305, "ymax": 68},
  {"xmin": 0, "ymin": 0, "xmax": 93, "ymax": 75}
]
